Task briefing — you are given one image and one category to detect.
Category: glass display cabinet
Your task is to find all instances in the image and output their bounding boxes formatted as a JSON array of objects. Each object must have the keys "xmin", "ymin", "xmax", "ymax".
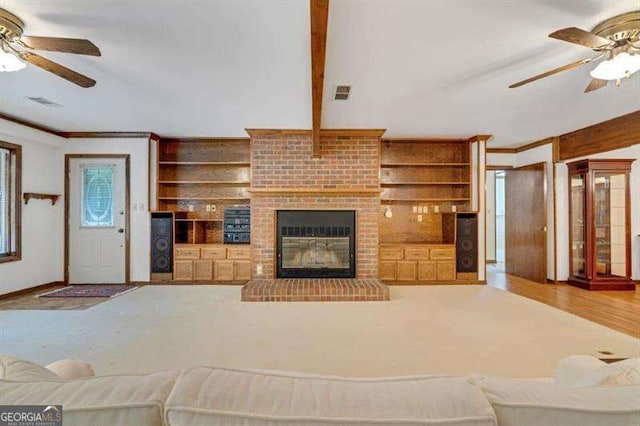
[{"xmin": 567, "ymin": 159, "xmax": 635, "ymax": 291}]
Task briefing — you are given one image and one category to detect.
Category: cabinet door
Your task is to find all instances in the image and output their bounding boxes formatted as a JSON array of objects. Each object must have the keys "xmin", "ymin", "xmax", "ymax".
[
  {"xmin": 436, "ymin": 261, "xmax": 456, "ymax": 281},
  {"xmin": 396, "ymin": 261, "xmax": 417, "ymax": 281},
  {"xmin": 379, "ymin": 261, "xmax": 397, "ymax": 280},
  {"xmin": 174, "ymin": 260, "xmax": 194, "ymax": 281},
  {"xmin": 418, "ymin": 261, "xmax": 437, "ymax": 281},
  {"xmin": 193, "ymin": 260, "xmax": 213, "ymax": 280},
  {"xmin": 234, "ymin": 260, "xmax": 252, "ymax": 280},
  {"xmin": 214, "ymin": 260, "xmax": 234, "ymax": 281}
]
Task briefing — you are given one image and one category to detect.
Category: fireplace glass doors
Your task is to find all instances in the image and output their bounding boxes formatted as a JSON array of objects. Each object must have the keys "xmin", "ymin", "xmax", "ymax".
[{"xmin": 276, "ymin": 211, "xmax": 356, "ymax": 278}]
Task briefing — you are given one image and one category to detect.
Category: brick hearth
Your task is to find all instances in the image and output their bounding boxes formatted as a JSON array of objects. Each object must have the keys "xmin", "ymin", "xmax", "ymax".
[{"xmin": 241, "ymin": 279, "xmax": 390, "ymax": 302}]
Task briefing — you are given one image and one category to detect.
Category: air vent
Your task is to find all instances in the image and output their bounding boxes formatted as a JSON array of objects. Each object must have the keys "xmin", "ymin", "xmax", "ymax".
[
  {"xmin": 334, "ymin": 85, "xmax": 351, "ymax": 100},
  {"xmin": 26, "ymin": 97, "xmax": 62, "ymax": 107}
]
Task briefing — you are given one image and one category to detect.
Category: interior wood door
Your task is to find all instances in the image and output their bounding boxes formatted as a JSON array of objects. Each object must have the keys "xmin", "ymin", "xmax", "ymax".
[
  {"xmin": 505, "ymin": 163, "xmax": 547, "ymax": 283},
  {"xmin": 68, "ymin": 157, "xmax": 127, "ymax": 284}
]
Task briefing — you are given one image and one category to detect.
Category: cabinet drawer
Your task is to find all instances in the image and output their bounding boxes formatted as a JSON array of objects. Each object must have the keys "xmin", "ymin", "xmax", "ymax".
[
  {"xmin": 227, "ymin": 246, "xmax": 251, "ymax": 260},
  {"xmin": 418, "ymin": 261, "xmax": 437, "ymax": 281},
  {"xmin": 215, "ymin": 260, "xmax": 234, "ymax": 281},
  {"xmin": 430, "ymin": 248, "xmax": 455, "ymax": 260},
  {"xmin": 201, "ymin": 247, "xmax": 227, "ymax": 260},
  {"xmin": 436, "ymin": 261, "xmax": 456, "ymax": 280},
  {"xmin": 174, "ymin": 260, "xmax": 193, "ymax": 281},
  {"xmin": 175, "ymin": 247, "xmax": 200, "ymax": 260},
  {"xmin": 380, "ymin": 248, "xmax": 404, "ymax": 261},
  {"xmin": 193, "ymin": 260, "xmax": 213, "ymax": 280},
  {"xmin": 405, "ymin": 248, "xmax": 430, "ymax": 261},
  {"xmin": 379, "ymin": 261, "xmax": 397, "ymax": 280},
  {"xmin": 396, "ymin": 261, "xmax": 417, "ymax": 281}
]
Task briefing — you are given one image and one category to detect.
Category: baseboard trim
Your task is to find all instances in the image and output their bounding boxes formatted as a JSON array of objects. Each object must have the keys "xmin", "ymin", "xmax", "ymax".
[{"xmin": 0, "ymin": 281, "xmax": 64, "ymax": 300}]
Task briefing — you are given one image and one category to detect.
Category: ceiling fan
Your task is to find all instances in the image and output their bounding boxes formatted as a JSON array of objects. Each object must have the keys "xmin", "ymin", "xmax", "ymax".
[
  {"xmin": 510, "ymin": 11, "xmax": 640, "ymax": 93},
  {"xmin": 0, "ymin": 7, "xmax": 100, "ymax": 88}
]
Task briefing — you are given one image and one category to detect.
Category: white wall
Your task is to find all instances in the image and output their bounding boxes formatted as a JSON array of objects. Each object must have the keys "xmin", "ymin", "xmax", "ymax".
[
  {"xmin": 0, "ymin": 119, "xmax": 66, "ymax": 295},
  {"xmin": 556, "ymin": 145, "xmax": 640, "ymax": 281},
  {"xmin": 61, "ymin": 138, "xmax": 150, "ymax": 282}
]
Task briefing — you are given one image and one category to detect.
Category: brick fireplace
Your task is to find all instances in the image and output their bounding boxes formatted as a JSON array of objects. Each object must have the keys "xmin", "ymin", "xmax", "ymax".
[{"xmin": 247, "ymin": 130, "xmax": 384, "ymax": 279}]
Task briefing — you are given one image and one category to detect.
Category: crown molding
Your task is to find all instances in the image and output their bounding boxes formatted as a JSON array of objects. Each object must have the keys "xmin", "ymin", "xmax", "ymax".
[
  {"xmin": 245, "ymin": 129, "xmax": 312, "ymax": 137},
  {"xmin": 0, "ymin": 111, "xmax": 62, "ymax": 137},
  {"xmin": 60, "ymin": 131, "xmax": 154, "ymax": 139},
  {"xmin": 321, "ymin": 129, "xmax": 386, "ymax": 137}
]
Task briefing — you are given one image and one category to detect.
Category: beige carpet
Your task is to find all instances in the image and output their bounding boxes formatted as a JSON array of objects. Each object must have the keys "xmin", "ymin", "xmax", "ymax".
[{"xmin": 1, "ymin": 285, "xmax": 638, "ymax": 378}]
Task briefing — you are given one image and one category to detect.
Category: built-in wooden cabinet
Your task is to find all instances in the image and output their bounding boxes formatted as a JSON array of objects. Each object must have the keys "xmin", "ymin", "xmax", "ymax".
[
  {"xmin": 380, "ymin": 244, "xmax": 456, "ymax": 282},
  {"xmin": 174, "ymin": 244, "xmax": 252, "ymax": 281},
  {"xmin": 567, "ymin": 159, "xmax": 635, "ymax": 291},
  {"xmin": 156, "ymin": 138, "xmax": 251, "ymax": 245}
]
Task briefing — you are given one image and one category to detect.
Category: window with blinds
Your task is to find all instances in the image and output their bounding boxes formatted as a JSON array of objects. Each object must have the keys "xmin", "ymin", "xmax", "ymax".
[{"xmin": 0, "ymin": 141, "xmax": 20, "ymax": 261}]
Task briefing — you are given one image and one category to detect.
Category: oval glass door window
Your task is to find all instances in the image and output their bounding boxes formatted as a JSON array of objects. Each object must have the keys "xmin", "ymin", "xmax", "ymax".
[{"xmin": 81, "ymin": 165, "xmax": 114, "ymax": 227}]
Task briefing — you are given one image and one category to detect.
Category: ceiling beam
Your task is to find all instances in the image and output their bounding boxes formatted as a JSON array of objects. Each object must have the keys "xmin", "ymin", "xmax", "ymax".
[{"xmin": 310, "ymin": 0, "xmax": 329, "ymax": 158}]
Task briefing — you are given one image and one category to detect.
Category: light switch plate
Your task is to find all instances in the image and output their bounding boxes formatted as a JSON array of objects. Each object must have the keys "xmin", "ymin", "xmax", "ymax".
[
  {"xmin": 211, "ymin": 205, "xmax": 216, "ymax": 212},
  {"xmin": 412, "ymin": 206, "xmax": 418, "ymax": 213},
  {"xmin": 188, "ymin": 204, "xmax": 194, "ymax": 212},
  {"xmin": 418, "ymin": 206, "xmax": 424, "ymax": 213}
]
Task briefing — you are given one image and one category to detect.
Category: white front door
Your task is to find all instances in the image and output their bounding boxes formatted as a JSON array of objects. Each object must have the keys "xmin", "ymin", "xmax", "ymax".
[{"xmin": 68, "ymin": 157, "xmax": 127, "ymax": 284}]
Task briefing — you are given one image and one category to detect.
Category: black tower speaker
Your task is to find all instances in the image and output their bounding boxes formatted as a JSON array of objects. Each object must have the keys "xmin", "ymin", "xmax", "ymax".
[
  {"xmin": 150, "ymin": 212, "xmax": 173, "ymax": 280},
  {"xmin": 456, "ymin": 213, "xmax": 478, "ymax": 273}
]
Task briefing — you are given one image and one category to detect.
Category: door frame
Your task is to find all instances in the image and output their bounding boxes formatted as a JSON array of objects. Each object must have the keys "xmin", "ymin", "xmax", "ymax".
[
  {"xmin": 64, "ymin": 154, "xmax": 131, "ymax": 284},
  {"xmin": 504, "ymin": 161, "xmax": 547, "ymax": 283}
]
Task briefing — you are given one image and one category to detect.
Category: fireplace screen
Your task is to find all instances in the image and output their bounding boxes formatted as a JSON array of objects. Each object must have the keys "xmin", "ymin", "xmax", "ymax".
[
  {"xmin": 276, "ymin": 210, "xmax": 356, "ymax": 278},
  {"xmin": 282, "ymin": 237, "xmax": 350, "ymax": 269}
]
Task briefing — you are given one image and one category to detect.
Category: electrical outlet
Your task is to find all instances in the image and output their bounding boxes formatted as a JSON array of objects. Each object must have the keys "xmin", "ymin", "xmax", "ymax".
[
  {"xmin": 188, "ymin": 204, "xmax": 194, "ymax": 212},
  {"xmin": 417, "ymin": 214, "xmax": 423, "ymax": 222},
  {"xmin": 434, "ymin": 205, "xmax": 440, "ymax": 213},
  {"xmin": 206, "ymin": 205, "xmax": 211, "ymax": 212},
  {"xmin": 412, "ymin": 206, "xmax": 418, "ymax": 213},
  {"xmin": 211, "ymin": 205, "xmax": 216, "ymax": 212},
  {"xmin": 256, "ymin": 264, "xmax": 263, "ymax": 275}
]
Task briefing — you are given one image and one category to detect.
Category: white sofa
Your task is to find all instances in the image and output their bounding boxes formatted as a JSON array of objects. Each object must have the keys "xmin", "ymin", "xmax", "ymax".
[{"xmin": 1, "ymin": 355, "xmax": 638, "ymax": 426}]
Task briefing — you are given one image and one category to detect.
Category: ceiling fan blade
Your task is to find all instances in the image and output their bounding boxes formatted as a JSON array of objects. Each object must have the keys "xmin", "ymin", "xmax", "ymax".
[
  {"xmin": 19, "ymin": 36, "xmax": 101, "ymax": 56},
  {"xmin": 19, "ymin": 52, "xmax": 96, "ymax": 88},
  {"xmin": 549, "ymin": 27, "xmax": 615, "ymax": 50},
  {"xmin": 509, "ymin": 55, "xmax": 602, "ymax": 88},
  {"xmin": 584, "ymin": 78, "xmax": 607, "ymax": 93}
]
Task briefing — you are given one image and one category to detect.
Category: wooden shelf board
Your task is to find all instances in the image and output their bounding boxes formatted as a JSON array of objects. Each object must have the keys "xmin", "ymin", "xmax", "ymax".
[
  {"xmin": 158, "ymin": 181, "xmax": 250, "ymax": 185},
  {"xmin": 23, "ymin": 193, "xmax": 60, "ymax": 205},
  {"xmin": 381, "ymin": 198, "xmax": 471, "ymax": 202},
  {"xmin": 381, "ymin": 182, "xmax": 470, "ymax": 186},
  {"xmin": 381, "ymin": 163, "xmax": 470, "ymax": 167},
  {"xmin": 158, "ymin": 161, "xmax": 250, "ymax": 166},
  {"xmin": 158, "ymin": 197, "xmax": 250, "ymax": 201}
]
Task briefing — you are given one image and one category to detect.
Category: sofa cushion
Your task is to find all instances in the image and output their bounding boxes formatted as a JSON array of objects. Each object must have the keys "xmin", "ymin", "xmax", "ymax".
[
  {"xmin": 0, "ymin": 370, "xmax": 178, "ymax": 426},
  {"xmin": 45, "ymin": 359, "xmax": 95, "ymax": 381},
  {"xmin": 553, "ymin": 355, "xmax": 606, "ymax": 386},
  {"xmin": 573, "ymin": 357, "xmax": 640, "ymax": 387},
  {"xmin": 0, "ymin": 355, "xmax": 62, "ymax": 382},
  {"xmin": 165, "ymin": 366, "xmax": 497, "ymax": 425},
  {"xmin": 479, "ymin": 377, "xmax": 640, "ymax": 426}
]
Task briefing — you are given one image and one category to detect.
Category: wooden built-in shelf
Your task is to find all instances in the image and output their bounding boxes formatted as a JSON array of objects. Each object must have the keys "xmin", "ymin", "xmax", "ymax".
[
  {"xmin": 158, "ymin": 181, "xmax": 250, "ymax": 185},
  {"xmin": 23, "ymin": 193, "xmax": 60, "ymax": 205},
  {"xmin": 158, "ymin": 161, "xmax": 250, "ymax": 166},
  {"xmin": 248, "ymin": 187, "xmax": 382, "ymax": 196},
  {"xmin": 381, "ymin": 163, "xmax": 470, "ymax": 167},
  {"xmin": 381, "ymin": 182, "xmax": 469, "ymax": 186},
  {"xmin": 158, "ymin": 197, "xmax": 250, "ymax": 201}
]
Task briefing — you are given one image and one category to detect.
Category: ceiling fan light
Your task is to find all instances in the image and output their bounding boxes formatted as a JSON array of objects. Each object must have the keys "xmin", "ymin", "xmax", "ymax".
[
  {"xmin": 0, "ymin": 47, "xmax": 26, "ymax": 72},
  {"xmin": 590, "ymin": 52, "xmax": 640, "ymax": 81}
]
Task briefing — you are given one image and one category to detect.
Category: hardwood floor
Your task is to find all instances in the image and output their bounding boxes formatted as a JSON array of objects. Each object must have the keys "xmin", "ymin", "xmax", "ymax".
[{"xmin": 487, "ymin": 263, "xmax": 640, "ymax": 338}]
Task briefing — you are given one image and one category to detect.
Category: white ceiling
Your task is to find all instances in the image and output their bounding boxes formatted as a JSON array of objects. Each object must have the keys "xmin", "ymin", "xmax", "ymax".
[{"xmin": 0, "ymin": 0, "xmax": 638, "ymax": 147}]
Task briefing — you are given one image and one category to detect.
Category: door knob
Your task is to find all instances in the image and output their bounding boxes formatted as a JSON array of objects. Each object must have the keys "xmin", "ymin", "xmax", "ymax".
[{"xmin": 117, "ymin": 228, "xmax": 125, "ymax": 233}]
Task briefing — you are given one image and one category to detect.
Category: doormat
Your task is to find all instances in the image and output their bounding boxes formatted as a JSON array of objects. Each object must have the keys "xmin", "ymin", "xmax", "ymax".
[{"xmin": 39, "ymin": 285, "xmax": 138, "ymax": 298}]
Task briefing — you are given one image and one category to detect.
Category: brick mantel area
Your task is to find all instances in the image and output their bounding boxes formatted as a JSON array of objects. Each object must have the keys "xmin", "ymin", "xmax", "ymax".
[{"xmin": 247, "ymin": 130, "xmax": 384, "ymax": 280}]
